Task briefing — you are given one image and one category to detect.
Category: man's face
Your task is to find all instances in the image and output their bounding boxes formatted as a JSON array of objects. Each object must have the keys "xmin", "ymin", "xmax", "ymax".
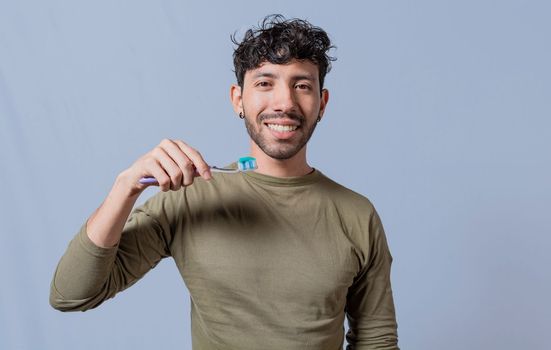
[{"xmin": 232, "ymin": 59, "xmax": 328, "ymax": 160}]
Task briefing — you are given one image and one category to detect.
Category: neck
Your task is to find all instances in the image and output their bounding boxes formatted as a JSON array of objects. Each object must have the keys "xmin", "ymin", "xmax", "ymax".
[{"xmin": 250, "ymin": 141, "xmax": 313, "ymax": 178}]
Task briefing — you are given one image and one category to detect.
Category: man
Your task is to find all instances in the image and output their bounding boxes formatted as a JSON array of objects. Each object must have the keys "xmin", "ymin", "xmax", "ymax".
[{"xmin": 50, "ymin": 15, "xmax": 399, "ymax": 349}]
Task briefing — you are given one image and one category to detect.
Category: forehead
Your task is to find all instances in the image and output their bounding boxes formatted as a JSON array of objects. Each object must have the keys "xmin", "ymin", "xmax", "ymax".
[{"xmin": 244, "ymin": 59, "xmax": 319, "ymax": 83}]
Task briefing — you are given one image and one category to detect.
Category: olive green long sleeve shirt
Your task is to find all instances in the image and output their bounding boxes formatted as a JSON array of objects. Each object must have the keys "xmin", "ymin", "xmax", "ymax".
[{"xmin": 50, "ymin": 169, "xmax": 399, "ymax": 349}]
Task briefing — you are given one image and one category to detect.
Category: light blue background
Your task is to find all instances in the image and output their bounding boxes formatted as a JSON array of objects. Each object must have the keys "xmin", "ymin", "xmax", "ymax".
[{"xmin": 1, "ymin": 1, "xmax": 549, "ymax": 349}]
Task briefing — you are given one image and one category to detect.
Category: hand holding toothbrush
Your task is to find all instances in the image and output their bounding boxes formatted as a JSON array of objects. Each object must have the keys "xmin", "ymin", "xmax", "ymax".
[
  {"xmin": 117, "ymin": 139, "xmax": 256, "ymax": 196},
  {"xmin": 115, "ymin": 139, "xmax": 214, "ymax": 196}
]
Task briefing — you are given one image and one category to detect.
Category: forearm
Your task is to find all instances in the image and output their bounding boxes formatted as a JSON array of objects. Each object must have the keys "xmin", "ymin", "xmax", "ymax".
[
  {"xmin": 87, "ymin": 173, "xmax": 142, "ymax": 248},
  {"xmin": 346, "ymin": 314, "xmax": 399, "ymax": 349}
]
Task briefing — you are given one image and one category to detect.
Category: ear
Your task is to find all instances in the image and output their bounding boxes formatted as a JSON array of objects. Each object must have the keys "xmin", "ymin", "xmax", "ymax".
[
  {"xmin": 230, "ymin": 84, "xmax": 243, "ymax": 115},
  {"xmin": 318, "ymin": 88, "xmax": 329, "ymax": 120}
]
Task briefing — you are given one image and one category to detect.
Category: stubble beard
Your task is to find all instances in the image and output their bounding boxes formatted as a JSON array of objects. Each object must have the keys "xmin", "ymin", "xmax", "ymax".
[{"xmin": 243, "ymin": 109, "xmax": 318, "ymax": 160}]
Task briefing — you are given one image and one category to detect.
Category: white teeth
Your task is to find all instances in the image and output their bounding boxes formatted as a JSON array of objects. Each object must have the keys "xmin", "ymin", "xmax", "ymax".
[{"xmin": 266, "ymin": 124, "xmax": 298, "ymax": 132}]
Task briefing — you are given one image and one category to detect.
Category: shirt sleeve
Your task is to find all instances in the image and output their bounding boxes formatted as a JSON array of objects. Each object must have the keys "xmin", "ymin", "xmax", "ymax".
[
  {"xmin": 345, "ymin": 209, "xmax": 399, "ymax": 349},
  {"xmin": 49, "ymin": 191, "xmax": 179, "ymax": 312}
]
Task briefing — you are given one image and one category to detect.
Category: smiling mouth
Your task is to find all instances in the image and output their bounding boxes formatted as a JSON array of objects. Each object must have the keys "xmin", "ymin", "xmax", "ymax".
[{"xmin": 265, "ymin": 123, "xmax": 299, "ymax": 132}]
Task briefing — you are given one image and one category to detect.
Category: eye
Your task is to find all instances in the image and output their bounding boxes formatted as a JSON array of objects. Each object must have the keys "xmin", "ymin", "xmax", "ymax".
[
  {"xmin": 295, "ymin": 83, "xmax": 311, "ymax": 90},
  {"xmin": 256, "ymin": 81, "xmax": 271, "ymax": 88}
]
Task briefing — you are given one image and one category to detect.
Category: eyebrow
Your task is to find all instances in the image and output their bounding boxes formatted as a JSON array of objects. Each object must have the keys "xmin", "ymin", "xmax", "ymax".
[
  {"xmin": 292, "ymin": 74, "xmax": 315, "ymax": 81},
  {"xmin": 252, "ymin": 72, "xmax": 316, "ymax": 81},
  {"xmin": 252, "ymin": 72, "xmax": 278, "ymax": 79}
]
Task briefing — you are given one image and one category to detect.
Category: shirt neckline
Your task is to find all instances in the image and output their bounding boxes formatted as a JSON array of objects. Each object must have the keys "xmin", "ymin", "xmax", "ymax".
[{"xmin": 242, "ymin": 167, "xmax": 323, "ymax": 187}]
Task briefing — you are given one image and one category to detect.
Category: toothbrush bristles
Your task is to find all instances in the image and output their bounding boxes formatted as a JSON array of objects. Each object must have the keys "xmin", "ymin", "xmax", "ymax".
[{"xmin": 237, "ymin": 157, "xmax": 257, "ymax": 172}]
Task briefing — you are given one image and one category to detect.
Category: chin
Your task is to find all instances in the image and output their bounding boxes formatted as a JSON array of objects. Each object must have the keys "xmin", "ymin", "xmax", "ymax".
[{"xmin": 261, "ymin": 144, "xmax": 304, "ymax": 160}]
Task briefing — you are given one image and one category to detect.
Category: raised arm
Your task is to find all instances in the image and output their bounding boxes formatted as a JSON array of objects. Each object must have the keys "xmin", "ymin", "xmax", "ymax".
[{"xmin": 49, "ymin": 139, "xmax": 210, "ymax": 311}]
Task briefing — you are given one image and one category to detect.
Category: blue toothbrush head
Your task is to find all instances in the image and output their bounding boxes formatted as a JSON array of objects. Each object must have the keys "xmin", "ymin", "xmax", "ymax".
[{"xmin": 237, "ymin": 156, "xmax": 258, "ymax": 172}]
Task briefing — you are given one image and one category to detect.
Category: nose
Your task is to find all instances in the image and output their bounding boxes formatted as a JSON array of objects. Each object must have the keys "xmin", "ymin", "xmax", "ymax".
[{"xmin": 271, "ymin": 84, "xmax": 297, "ymax": 113}]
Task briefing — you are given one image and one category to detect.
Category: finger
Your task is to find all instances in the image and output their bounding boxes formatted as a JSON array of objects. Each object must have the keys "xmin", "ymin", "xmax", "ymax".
[
  {"xmin": 180, "ymin": 156, "xmax": 196, "ymax": 186},
  {"xmin": 174, "ymin": 140, "xmax": 212, "ymax": 180},
  {"xmin": 158, "ymin": 140, "xmax": 197, "ymax": 186},
  {"xmin": 159, "ymin": 139, "xmax": 199, "ymax": 182},
  {"xmin": 143, "ymin": 157, "xmax": 171, "ymax": 191},
  {"xmin": 150, "ymin": 147, "xmax": 184, "ymax": 191}
]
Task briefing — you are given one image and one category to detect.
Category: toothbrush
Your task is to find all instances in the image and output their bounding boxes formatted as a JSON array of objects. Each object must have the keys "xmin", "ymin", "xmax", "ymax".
[{"xmin": 138, "ymin": 156, "xmax": 257, "ymax": 184}]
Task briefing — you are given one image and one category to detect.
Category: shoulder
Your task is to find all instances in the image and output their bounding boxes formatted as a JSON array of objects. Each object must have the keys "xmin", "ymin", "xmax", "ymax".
[
  {"xmin": 316, "ymin": 172, "xmax": 377, "ymax": 216},
  {"xmin": 316, "ymin": 172, "xmax": 388, "ymax": 260}
]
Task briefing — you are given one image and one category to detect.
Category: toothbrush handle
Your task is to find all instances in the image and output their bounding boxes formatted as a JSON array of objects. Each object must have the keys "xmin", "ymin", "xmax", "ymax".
[
  {"xmin": 138, "ymin": 172, "xmax": 201, "ymax": 185},
  {"xmin": 138, "ymin": 167, "xmax": 209, "ymax": 184},
  {"xmin": 138, "ymin": 177, "xmax": 160, "ymax": 184}
]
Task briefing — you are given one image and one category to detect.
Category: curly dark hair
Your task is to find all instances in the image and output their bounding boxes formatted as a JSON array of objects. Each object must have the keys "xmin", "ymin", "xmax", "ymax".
[{"xmin": 231, "ymin": 14, "xmax": 336, "ymax": 93}]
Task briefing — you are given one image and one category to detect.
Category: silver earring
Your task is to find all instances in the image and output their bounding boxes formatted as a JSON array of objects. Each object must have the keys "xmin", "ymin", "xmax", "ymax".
[
  {"xmin": 317, "ymin": 116, "xmax": 321, "ymax": 123},
  {"xmin": 239, "ymin": 112, "xmax": 245, "ymax": 119}
]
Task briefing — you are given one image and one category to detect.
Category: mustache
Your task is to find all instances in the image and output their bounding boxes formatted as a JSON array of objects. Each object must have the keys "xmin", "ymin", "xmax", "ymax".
[{"xmin": 258, "ymin": 112, "xmax": 304, "ymax": 123}]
